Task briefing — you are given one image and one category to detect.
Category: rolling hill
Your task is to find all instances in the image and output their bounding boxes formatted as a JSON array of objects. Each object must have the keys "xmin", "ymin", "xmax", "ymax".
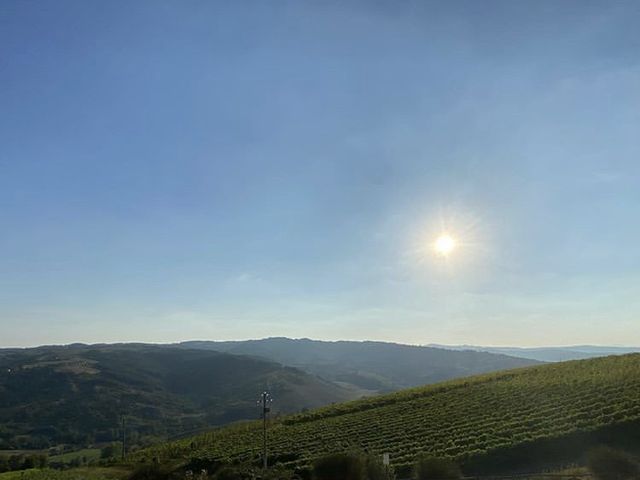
[
  {"xmin": 0, "ymin": 345, "xmax": 358, "ymax": 450},
  {"xmin": 136, "ymin": 353, "xmax": 640, "ymax": 475},
  {"xmin": 179, "ymin": 338, "xmax": 541, "ymax": 392},
  {"xmin": 0, "ymin": 340, "xmax": 542, "ymax": 452}
]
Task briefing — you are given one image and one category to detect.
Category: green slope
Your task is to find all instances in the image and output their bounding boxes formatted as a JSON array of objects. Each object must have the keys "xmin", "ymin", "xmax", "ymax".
[{"xmin": 135, "ymin": 354, "xmax": 640, "ymax": 474}]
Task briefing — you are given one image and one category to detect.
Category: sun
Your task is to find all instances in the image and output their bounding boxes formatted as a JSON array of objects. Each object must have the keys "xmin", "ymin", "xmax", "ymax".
[{"xmin": 434, "ymin": 234, "xmax": 457, "ymax": 256}]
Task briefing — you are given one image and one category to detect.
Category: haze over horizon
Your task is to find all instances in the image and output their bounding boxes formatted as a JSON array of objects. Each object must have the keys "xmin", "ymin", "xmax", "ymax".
[
  {"xmin": 2, "ymin": 1, "xmax": 640, "ymax": 348},
  {"xmin": 4, "ymin": 337, "xmax": 640, "ymax": 352}
]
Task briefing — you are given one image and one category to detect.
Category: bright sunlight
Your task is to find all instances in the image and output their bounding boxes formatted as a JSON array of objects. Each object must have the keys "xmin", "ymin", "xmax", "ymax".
[{"xmin": 434, "ymin": 234, "xmax": 457, "ymax": 256}]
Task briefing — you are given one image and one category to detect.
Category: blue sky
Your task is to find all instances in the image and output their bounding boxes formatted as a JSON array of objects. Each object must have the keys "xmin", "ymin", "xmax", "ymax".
[{"xmin": 1, "ymin": 1, "xmax": 639, "ymax": 347}]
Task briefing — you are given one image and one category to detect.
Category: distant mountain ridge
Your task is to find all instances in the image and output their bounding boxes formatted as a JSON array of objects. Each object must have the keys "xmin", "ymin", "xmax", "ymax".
[
  {"xmin": 178, "ymin": 337, "xmax": 541, "ymax": 392},
  {"xmin": 428, "ymin": 344, "xmax": 640, "ymax": 362}
]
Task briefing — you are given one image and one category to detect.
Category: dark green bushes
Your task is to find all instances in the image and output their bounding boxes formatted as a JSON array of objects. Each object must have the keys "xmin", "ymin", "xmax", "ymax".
[
  {"xmin": 587, "ymin": 446, "xmax": 640, "ymax": 480},
  {"xmin": 128, "ymin": 463, "xmax": 175, "ymax": 480},
  {"xmin": 0, "ymin": 453, "xmax": 48, "ymax": 473},
  {"xmin": 213, "ymin": 464, "xmax": 296, "ymax": 480},
  {"xmin": 101, "ymin": 443, "xmax": 123, "ymax": 459},
  {"xmin": 213, "ymin": 467, "xmax": 245, "ymax": 480},
  {"xmin": 313, "ymin": 453, "xmax": 365, "ymax": 480},
  {"xmin": 413, "ymin": 455, "xmax": 461, "ymax": 480},
  {"xmin": 364, "ymin": 455, "xmax": 395, "ymax": 480},
  {"xmin": 312, "ymin": 453, "xmax": 394, "ymax": 480}
]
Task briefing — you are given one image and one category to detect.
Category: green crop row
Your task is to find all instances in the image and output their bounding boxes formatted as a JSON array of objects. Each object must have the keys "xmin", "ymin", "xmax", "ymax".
[{"xmin": 132, "ymin": 354, "xmax": 640, "ymax": 471}]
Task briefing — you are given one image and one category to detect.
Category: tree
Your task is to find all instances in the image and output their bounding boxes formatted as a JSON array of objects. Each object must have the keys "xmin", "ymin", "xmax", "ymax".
[
  {"xmin": 35, "ymin": 454, "xmax": 48, "ymax": 469},
  {"xmin": 128, "ymin": 464, "xmax": 173, "ymax": 480},
  {"xmin": 313, "ymin": 453, "xmax": 366, "ymax": 480},
  {"xmin": 365, "ymin": 454, "xmax": 395, "ymax": 480},
  {"xmin": 587, "ymin": 446, "xmax": 640, "ymax": 480},
  {"xmin": 413, "ymin": 455, "xmax": 461, "ymax": 480},
  {"xmin": 22, "ymin": 455, "xmax": 36, "ymax": 469},
  {"xmin": 101, "ymin": 443, "xmax": 122, "ymax": 459},
  {"xmin": 8, "ymin": 454, "xmax": 23, "ymax": 471},
  {"xmin": 0, "ymin": 455, "xmax": 9, "ymax": 473}
]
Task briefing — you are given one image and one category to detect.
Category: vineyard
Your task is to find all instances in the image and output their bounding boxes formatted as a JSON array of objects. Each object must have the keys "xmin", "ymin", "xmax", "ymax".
[{"xmin": 134, "ymin": 354, "xmax": 640, "ymax": 474}]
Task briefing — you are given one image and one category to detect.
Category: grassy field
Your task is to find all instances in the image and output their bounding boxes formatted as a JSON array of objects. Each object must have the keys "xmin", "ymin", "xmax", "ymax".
[
  {"xmin": 48, "ymin": 449, "xmax": 101, "ymax": 464},
  {"xmin": 0, "ymin": 452, "xmax": 43, "ymax": 456},
  {"xmin": 132, "ymin": 354, "xmax": 640, "ymax": 475},
  {"xmin": 0, "ymin": 467, "xmax": 129, "ymax": 480}
]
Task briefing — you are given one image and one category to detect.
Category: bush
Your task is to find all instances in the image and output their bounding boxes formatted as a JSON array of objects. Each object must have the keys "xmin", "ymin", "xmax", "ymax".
[
  {"xmin": 213, "ymin": 466, "xmax": 249, "ymax": 480},
  {"xmin": 211, "ymin": 466, "xmax": 235, "ymax": 480},
  {"xmin": 413, "ymin": 456, "xmax": 461, "ymax": 480},
  {"xmin": 587, "ymin": 446, "xmax": 640, "ymax": 480},
  {"xmin": 364, "ymin": 455, "xmax": 395, "ymax": 480},
  {"xmin": 262, "ymin": 465, "xmax": 297, "ymax": 480},
  {"xmin": 128, "ymin": 463, "xmax": 175, "ymax": 480},
  {"xmin": 313, "ymin": 453, "xmax": 365, "ymax": 480},
  {"xmin": 211, "ymin": 464, "xmax": 295, "ymax": 480},
  {"xmin": 101, "ymin": 443, "xmax": 123, "ymax": 459}
]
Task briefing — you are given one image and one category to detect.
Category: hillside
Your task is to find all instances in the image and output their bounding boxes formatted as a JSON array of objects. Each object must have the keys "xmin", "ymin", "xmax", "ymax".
[
  {"xmin": 137, "ymin": 354, "xmax": 640, "ymax": 475},
  {"xmin": 179, "ymin": 338, "xmax": 541, "ymax": 392},
  {"xmin": 0, "ymin": 345, "xmax": 357, "ymax": 450}
]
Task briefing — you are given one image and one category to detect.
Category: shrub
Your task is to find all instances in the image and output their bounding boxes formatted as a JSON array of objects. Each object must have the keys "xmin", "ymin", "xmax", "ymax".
[
  {"xmin": 9, "ymin": 454, "xmax": 24, "ymax": 471},
  {"xmin": 364, "ymin": 455, "xmax": 395, "ymax": 480},
  {"xmin": 262, "ymin": 465, "xmax": 297, "ymax": 480},
  {"xmin": 128, "ymin": 463, "xmax": 175, "ymax": 480},
  {"xmin": 185, "ymin": 456, "xmax": 224, "ymax": 475},
  {"xmin": 413, "ymin": 455, "xmax": 461, "ymax": 480},
  {"xmin": 586, "ymin": 446, "xmax": 640, "ymax": 480},
  {"xmin": 214, "ymin": 467, "xmax": 243, "ymax": 480},
  {"xmin": 313, "ymin": 453, "xmax": 365, "ymax": 480},
  {"xmin": 101, "ymin": 443, "xmax": 122, "ymax": 459},
  {"xmin": 212, "ymin": 463, "xmax": 296, "ymax": 480}
]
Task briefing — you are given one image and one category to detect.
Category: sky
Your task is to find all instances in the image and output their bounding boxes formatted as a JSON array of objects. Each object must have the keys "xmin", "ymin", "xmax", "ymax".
[{"xmin": 1, "ymin": 1, "xmax": 640, "ymax": 348}]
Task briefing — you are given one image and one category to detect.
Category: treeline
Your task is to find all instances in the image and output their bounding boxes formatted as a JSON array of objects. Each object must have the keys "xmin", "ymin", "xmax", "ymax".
[
  {"xmin": 127, "ymin": 447, "xmax": 640, "ymax": 480},
  {"xmin": 0, "ymin": 443, "xmax": 125, "ymax": 474},
  {"xmin": 0, "ymin": 421, "xmax": 162, "ymax": 451},
  {"xmin": 126, "ymin": 448, "xmax": 640, "ymax": 480},
  {"xmin": 0, "ymin": 453, "xmax": 48, "ymax": 473}
]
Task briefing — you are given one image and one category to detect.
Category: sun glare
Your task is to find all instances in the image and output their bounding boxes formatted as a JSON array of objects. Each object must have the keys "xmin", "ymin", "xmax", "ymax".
[{"xmin": 434, "ymin": 234, "xmax": 456, "ymax": 256}]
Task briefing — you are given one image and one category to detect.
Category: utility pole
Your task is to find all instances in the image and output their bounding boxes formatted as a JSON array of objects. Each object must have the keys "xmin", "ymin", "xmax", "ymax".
[
  {"xmin": 121, "ymin": 415, "xmax": 126, "ymax": 461},
  {"xmin": 258, "ymin": 391, "xmax": 272, "ymax": 469}
]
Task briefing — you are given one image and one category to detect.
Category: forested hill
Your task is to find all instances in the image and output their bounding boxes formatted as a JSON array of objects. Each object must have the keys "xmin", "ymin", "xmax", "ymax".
[
  {"xmin": 0, "ymin": 339, "xmax": 541, "ymax": 452},
  {"xmin": 139, "ymin": 353, "xmax": 640, "ymax": 476},
  {"xmin": 179, "ymin": 337, "xmax": 541, "ymax": 391},
  {"xmin": 0, "ymin": 345, "xmax": 358, "ymax": 450}
]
